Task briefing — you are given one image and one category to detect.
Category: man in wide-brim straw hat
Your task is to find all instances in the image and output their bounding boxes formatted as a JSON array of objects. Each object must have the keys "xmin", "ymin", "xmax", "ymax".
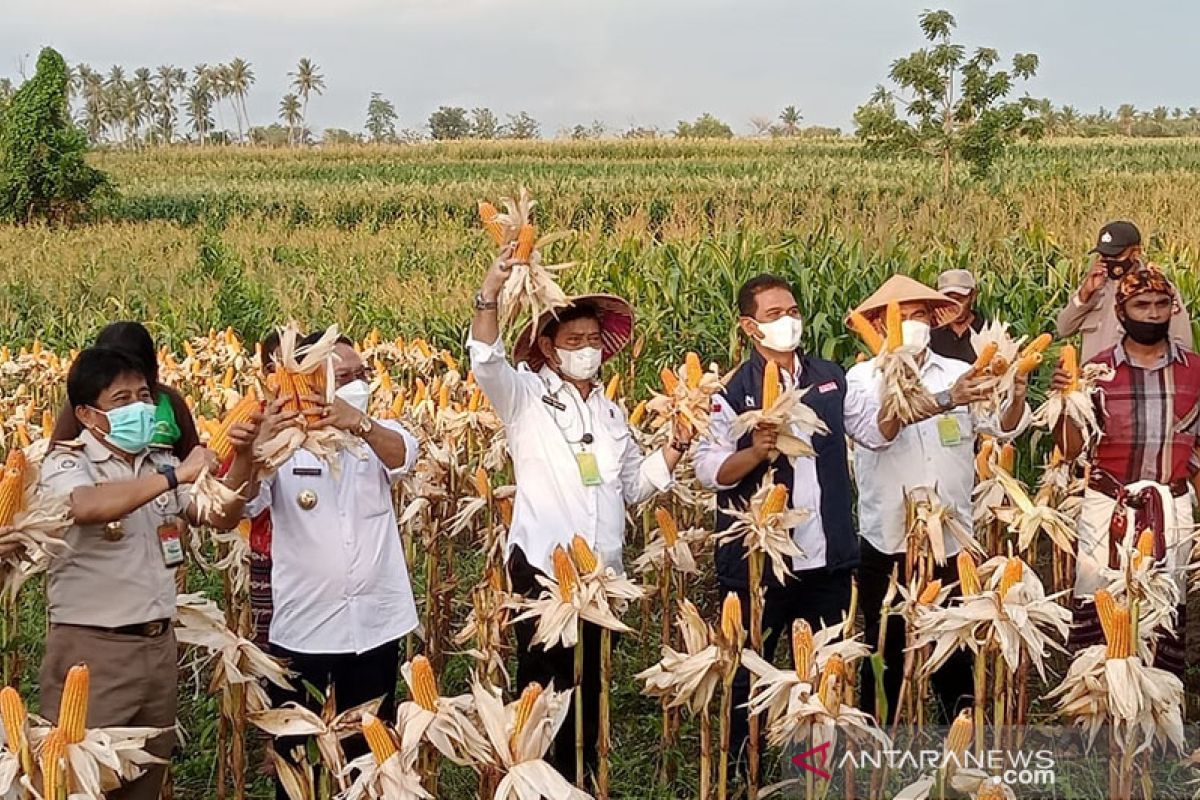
[
  {"xmin": 467, "ymin": 244, "xmax": 692, "ymax": 782},
  {"xmin": 842, "ymin": 274, "xmax": 1031, "ymax": 724}
]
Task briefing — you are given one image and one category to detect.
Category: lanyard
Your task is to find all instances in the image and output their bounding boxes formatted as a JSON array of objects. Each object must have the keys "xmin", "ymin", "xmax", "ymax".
[{"xmin": 541, "ymin": 377, "xmax": 595, "ymax": 451}]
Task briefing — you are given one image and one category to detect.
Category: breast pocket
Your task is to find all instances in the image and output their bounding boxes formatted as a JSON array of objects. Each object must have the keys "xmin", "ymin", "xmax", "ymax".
[
  {"xmin": 595, "ymin": 413, "xmax": 632, "ymax": 482},
  {"xmin": 352, "ymin": 456, "xmax": 394, "ymax": 517}
]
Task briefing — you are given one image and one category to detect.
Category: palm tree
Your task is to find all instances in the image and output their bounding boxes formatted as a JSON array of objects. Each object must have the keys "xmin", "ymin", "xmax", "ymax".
[
  {"xmin": 778, "ymin": 105, "xmax": 802, "ymax": 136},
  {"xmin": 103, "ymin": 66, "xmax": 131, "ymax": 144},
  {"xmin": 74, "ymin": 64, "xmax": 105, "ymax": 143},
  {"xmin": 205, "ymin": 63, "xmax": 229, "ymax": 140},
  {"xmin": 129, "ymin": 67, "xmax": 154, "ymax": 145},
  {"xmin": 1116, "ymin": 104, "xmax": 1136, "ymax": 136},
  {"xmin": 187, "ymin": 70, "xmax": 214, "ymax": 146},
  {"xmin": 152, "ymin": 65, "xmax": 185, "ymax": 144},
  {"xmin": 279, "ymin": 93, "xmax": 302, "ymax": 146},
  {"xmin": 290, "ymin": 58, "xmax": 325, "ymax": 145},
  {"xmin": 226, "ymin": 58, "xmax": 255, "ymax": 143}
]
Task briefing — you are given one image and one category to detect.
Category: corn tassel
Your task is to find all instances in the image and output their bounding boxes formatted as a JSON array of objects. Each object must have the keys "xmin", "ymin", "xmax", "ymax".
[
  {"xmin": 957, "ymin": 551, "xmax": 981, "ymax": 596},
  {"xmin": 362, "ymin": 712, "xmax": 398, "ymax": 764},
  {"xmin": 479, "ymin": 201, "xmax": 505, "ymax": 246},
  {"xmin": 660, "ymin": 367, "xmax": 679, "ymax": 395},
  {"xmin": 654, "ymin": 507, "xmax": 679, "ymax": 547},
  {"xmin": 41, "ymin": 727, "xmax": 67, "ymax": 800},
  {"xmin": 409, "ymin": 656, "xmax": 439, "ymax": 712},
  {"xmin": 918, "ymin": 580, "xmax": 942, "ymax": 605},
  {"xmin": 973, "ymin": 341, "xmax": 998, "ymax": 372},
  {"xmin": 1060, "ymin": 345, "xmax": 1080, "ymax": 393},
  {"xmin": 514, "ymin": 224, "xmax": 536, "ymax": 262},
  {"xmin": 58, "ymin": 664, "xmax": 89, "ymax": 744},
  {"xmin": 720, "ymin": 592, "xmax": 744, "ymax": 645},
  {"xmin": 975, "ymin": 439, "xmax": 994, "ymax": 480},
  {"xmin": 848, "ymin": 310, "xmax": 884, "ymax": 355},
  {"xmin": 208, "ymin": 389, "xmax": 261, "ymax": 463},
  {"xmin": 553, "ymin": 546, "xmax": 578, "ymax": 602},
  {"xmin": 998, "ymin": 559, "xmax": 1023, "ymax": 601},
  {"xmin": 884, "ymin": 302, "xmax": 902, "ymax": 352},
  {"xmin": 944, "ymin": 708, "xmax": 973, "ymax": 759},
  {"xmin": 762, "ymin": 360, "xmax": 781, "ymax": 409},
  {"xmin": 791, "ymin": 619, "xmax": 814, "ymax": 681},
  {"xmin": 685, "ymin": 352, "xmax": 703, "ymax": 389},
  {"xmin": 571, "ymin": 534, "xmax": 599, "ymax": 574},
  {"xmin": 817, "ymin": 655, "xmax": 844, "ymax": 711}
]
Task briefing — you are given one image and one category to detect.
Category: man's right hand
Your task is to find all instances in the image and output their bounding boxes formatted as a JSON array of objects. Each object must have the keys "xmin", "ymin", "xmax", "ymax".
[
  {"xmin": 751, "ymin": 423, "xmax": 780, "ymax": 461},
  {"xmin": 948, "ymin": 367, "xmax": 993, "ymax": 407},
  {"xmin": 1077, "ymin": 261, "xmax": 1108, "ymax": 304},
  {"xmin": 177, "ymin": 447, "xmax": 219, "ymax": 485},
  {"xmin": 480, "ymin": 244, "xmax": 516, "ymax": 305},
  {"xmin": 1049, "ymin": 366, "xmax": 1074, "ymax": 393}
]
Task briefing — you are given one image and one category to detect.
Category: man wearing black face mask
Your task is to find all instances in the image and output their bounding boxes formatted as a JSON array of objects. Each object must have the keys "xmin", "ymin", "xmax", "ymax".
[
  {"xmin": 1053, "ymin": 266, "xmax": 1200, "ymax": 679},
  {"xmin": 1055, "ymin": 220, "xmax": 1192, "ymax": 362}
]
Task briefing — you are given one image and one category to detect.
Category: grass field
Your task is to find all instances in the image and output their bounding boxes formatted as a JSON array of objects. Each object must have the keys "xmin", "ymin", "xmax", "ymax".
[{"xmin": 4, "ymin": 138, "xmax": 1200, "ymax": 799}]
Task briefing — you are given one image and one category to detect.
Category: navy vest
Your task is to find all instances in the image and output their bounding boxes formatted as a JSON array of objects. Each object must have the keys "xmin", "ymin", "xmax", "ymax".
[{"xmin": 714, "ymin": 350, "xmax": 859, "ymax": 589}]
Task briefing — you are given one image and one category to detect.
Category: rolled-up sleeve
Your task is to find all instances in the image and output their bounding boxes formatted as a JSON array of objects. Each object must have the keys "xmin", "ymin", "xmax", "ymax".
[
  {"xmin": 466, "ymin": 335, "xmax": 523, "ymax": 423},
  {"xmin": 977, "ymin": 399, "xmax": 1032, "ymax": 441},
  {"xmin": 621, "ymin": 437, "xmax": 673, "ymax": 506},
  {"xmin": 378, "ymin": 419, "xmax": 420, "ymax": 483},
  {"xmin": 244, "ymin": 476, "xmax": 274, "ymax": 519},
  {"xmin": 694, "ymin": 394, "xmax": 739, "ymax": 491},
  {"xmin": 1055, "ymin": 292, "xmax": 1098, "ymax": 338},
  {"xmin": 844, "ymin": 361, "xmax": 893, "ymax": 451}
]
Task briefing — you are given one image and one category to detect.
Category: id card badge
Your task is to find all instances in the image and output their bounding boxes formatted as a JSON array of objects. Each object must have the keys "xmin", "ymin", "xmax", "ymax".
[
  {"xmin": 575, "ymin": 451, "xmax": 603, "ymax": 486},
  {"xmin": 158, "ymin": 522, "xmax": 185, "ymax": 568},
  {"xmin": 937, "ymin": 414, "xmax": 962, "ymax": 447}
]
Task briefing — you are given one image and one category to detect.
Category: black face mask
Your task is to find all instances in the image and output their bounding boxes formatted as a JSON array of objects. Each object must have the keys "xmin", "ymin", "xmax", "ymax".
[
  {"xmin": 1105, "ymin": 258, "xmax": 1136, "ymax": 280},
  {"xmin": 1123, "ymin": 317, "xmax": 1170, "ymax": 346}
]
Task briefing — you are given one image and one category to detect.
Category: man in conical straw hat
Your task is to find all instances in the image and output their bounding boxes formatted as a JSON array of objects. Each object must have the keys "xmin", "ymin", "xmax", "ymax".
[
  {"xmin": 468, "ymin": 244, "xmax": 693, "ymax": 782},
  {"xmin": 842, "ymin": 274, "xmax": 1031, "ymax": 724}
]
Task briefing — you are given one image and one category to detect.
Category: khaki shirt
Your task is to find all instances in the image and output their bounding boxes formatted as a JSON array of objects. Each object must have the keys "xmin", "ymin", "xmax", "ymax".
[
  {"xmin": 39, "ymin": 431, "xmax": 190, "ymax": 627},
  {"xmin": 1055, "ymin": 277, "xmax": 1194, "ymax": 363}
]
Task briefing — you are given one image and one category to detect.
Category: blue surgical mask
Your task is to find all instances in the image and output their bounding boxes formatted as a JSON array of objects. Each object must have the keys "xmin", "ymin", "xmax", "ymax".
[{"xmin": 92, "ymin": 401, "xmax": 157, "ymax": 454}]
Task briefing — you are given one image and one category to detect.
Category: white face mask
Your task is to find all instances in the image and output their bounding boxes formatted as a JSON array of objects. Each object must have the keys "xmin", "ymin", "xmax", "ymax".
[
  {"xmin": 754, "ymin": 316, "xmax": 804, "ymax": 353},
  {"xmin": 901, "ymin": 319, "xmax": 931, "ymax": 352},
  {"xmin": 335, "ymin": 379, "xmax": 372, "ymax": 414},
  {"xmin": 556, "ymin": 346, "xmax": 603, "ymax": 382}
]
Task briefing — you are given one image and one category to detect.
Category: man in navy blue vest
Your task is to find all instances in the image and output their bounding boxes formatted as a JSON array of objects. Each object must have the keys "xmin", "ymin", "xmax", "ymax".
[{"xmin": 695, "ymin": 274, "xmax": 859, "ymax": 774}]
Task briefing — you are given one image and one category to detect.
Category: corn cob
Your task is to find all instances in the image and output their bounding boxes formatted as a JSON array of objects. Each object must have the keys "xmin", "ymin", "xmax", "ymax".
[
  {"xmin": 998, "ymin": 442, "xmax": 1015, "ymax": 474},
  {"xmin": 4, "ymin": 448, "xmax": 25, "ymax": 479},
  {"xmin": 975, "ymin": 439, "xmax": 994, "ymax": 480},
  {"xmin": 41, "ymin": 410, "xmax": 54, "ymax": 440},
  {"xmin": 654, "ymin": 507, "xmax": 679, "ymax": 547},
  {"xmin": 944, "ymin": 708, "xmax": 973, "ymax": 759},
  {"xmin": 973, "ymin": 341, "xmax": 998, "ymax": 372},
  {"xmin": 514, "ymin": 224, "xmax": 536, "ymax": 263},
  {"xmin": 885, "ymin": 302, "xmax": 902, "ymax": 352},
  {"xmin": 957, "ymin": 551, "xmax": 981, "ymax": 596},
  {"xmin": 511, "ymin": 682, "xmax": 543, "ymax": 748},
  {"xmin": 412, "ymin": 379, "xmax": 428, "ymax": 406},
  {"xmin": 1060, "ymin": 345, "xmax": 1079, "ymax": 392},
  {"xmin": 918, "ymin": 580, "xmax": 942, "ymax": 605},
  {"xmin": 791, "ymin": 619, "xmax": 815, "ymax": 681},
  {"xmin": 1015, "ymin": 351, "xmax": 1043, "ymax": 376},
  {"xmin": 208, "ymin": 389, "xmax": 261, "ymax": 463},
  {"xmin": 0, "ymin": 686, "xmax": 28, "ymax": 757},
  {"xmin": 479, "ymin": 201, "xmax": 505, "ymax": 246},
  {"xmin": 221, "ymin": 366, "xmax": 235, "ymax": 389},
  {"xmin": 441, "ymin": 350, "xmax": 459, "ymax": 372},
  {"xmin": 58, "ymin": 664, "xmax": 89, "ymax": 744},
  {"xmin": 1133, "ymin": 528, "xmax": 1155, "ymax": 568},
  {"xmin": 991, "ymin": 355, "xmax": 1010, "ymax": 375},
  {"xmin": 817, "ymin": 654, "xmax": 844, "ymax": 711},
  {"xmin": 553, "ymin": 546, "xmax": 578, "ymax": 602},
  {"xmin": 413, "ymin": 339, "xmax": 433, "ymax": 359},
  {"xmin": 468, "ymin": 387, "xmax": 483, "ymax": 412},
  {"xmin": 997, "ymin": 559, "xmax": 1023, "ymax": 601},
  {"xmin": 605, "ymin": 374, "xmax": 621, "ymax": 402},
  {"xmin": 762, "ymin": 360, "xmax": 781, "ymax": 409},
  {"xmin": 1094, "ymin": 588, "xmax": 1117, "ymax": 645},
  {"xmin": 976, "ymin": 781, "xmax": 1007, "ymax": 800},
  {"xmin": 497, "ymin": 497, "xmax": 514, "ymax": 528},
  {"xmin": 0, "ymin": 474, "xmax": 23, "ymax": 527},
  {"xmin": 437, "ymin": 382, "xmax": 451, "ymax": 411},
  {"xmin": 1020, "ymin": 333, "xmax": 1053, "ymax": 359},
  {"xmin": 720, "ymin": 592, "xmax": 744, "ymax": 645},
  {"xmin": 409, "ymin": 655, "xmax": 439, "ymax": 712},
  {"xmin": 474, "ymin": 467, "xmax": 491, "ymax": 502},
  {"xmin": 759, "ymin": 483, "xmax": 789, "ymax": 524},
  {"xmin": 41, "ymin": 727, "xmax": 67, "ymax": 800},
  {"xmin": 660, "ymin": 367, "xmax": 679, "ymax": 395},
  {"xmin": 1101, "ymin": 596, "xmax": 1131, "ymax": 660},
  {"xmin": 15, "ymin": 426, "xmax": 30, "ymax": 449},
  {"xmin": 847, "ymin": 310, "xmax": 884, "ymax": 355},
  {"xmin": 685, "ymin": 352, "xmax": 703, "ymax": 389},
  {"xmin": 571, "ymin": 534, "xmax": 599, "ymax": 574},
  {"xmin": 629, "ymin": 400, "xmax": 647, "ymax": 427},
  {"xmin": 362, "ymin": 712, "xmax": 397, "ymax": 764}
]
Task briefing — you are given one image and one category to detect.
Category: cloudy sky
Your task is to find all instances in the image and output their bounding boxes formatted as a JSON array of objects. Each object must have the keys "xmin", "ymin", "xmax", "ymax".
[{"xmin": 3, "ymin": 0, "xmax": 1197, "ymax": 136}]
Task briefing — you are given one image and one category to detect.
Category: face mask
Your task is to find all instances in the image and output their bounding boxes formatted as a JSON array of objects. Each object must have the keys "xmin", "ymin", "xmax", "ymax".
[
  {"xmin": 1105, "ymin": 258, "xmax": 1136, "ymax": 280},
  {"xmin": 556, "ymin": 346, "xmax": 603, "ymax": 382},
  {"xmin": 901, "ymin": 320, "xmax": 931, "ymax": 352},
  {"xmin": 335, "ymin": 379, "xmax": 372, "ymax": 414},
  {"xmin": 754, "ymin": 316, "xmax": 804, "ymax": 353},
  {"xmin": 92, "ymin": 401, "xmax": 156, "ymax": 454},
  {"xmin": 1123, "ymin": 317, "xmax": 1170, "ymax": 346}
]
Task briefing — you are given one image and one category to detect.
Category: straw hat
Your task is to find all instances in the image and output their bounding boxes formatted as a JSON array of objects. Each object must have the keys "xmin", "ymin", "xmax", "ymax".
[
  {"xmin": 849, "ymin": 275, "xmax": 961, "ymax": 328},
  {"xmin": 513, "ymin": 294, "xmax": 635, "ymax": 373}
]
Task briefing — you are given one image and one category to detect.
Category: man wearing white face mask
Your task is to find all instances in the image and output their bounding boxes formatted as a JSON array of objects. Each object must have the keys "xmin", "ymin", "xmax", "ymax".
[
  {"xmin": 242, "ymin": 333, "xmax": 420, "ymax": 791},
  {"xmin": 843, "ymin": 275, "xmax": 1031, "ymax": 726},
  {"xmin": 469, "ymin": 247, "xmax": 691, "ymax": 782}
]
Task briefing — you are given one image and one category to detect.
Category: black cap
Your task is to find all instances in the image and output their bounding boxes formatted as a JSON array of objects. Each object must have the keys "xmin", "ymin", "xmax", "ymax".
[{"xmin": 1090, "ymin": 220, "xmax": 1141, "ymax": 257}]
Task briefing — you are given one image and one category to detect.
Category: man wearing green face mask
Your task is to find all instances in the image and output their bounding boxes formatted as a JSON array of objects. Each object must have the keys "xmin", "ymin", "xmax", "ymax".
[{"xmin": 37, "ymin": 347, "xmax": 276, "ymax": 800}]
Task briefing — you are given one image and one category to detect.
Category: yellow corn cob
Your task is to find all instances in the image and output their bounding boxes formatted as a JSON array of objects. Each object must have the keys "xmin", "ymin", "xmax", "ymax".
[
  {"xmin": 720, "ymin": 592, "xmax": 744, "ymax": 644},
  {"xmin": 791, "ymin": 619, "xmax": 815, "ymax": 681},
  {"xmin": 1060, "ymin": 345, "xmax": 1079, "ymax": 393},
  {"xmin": 1133, "ymin": 528, "xmax": 1155, "ymax": 568},
  {"xmin": 511, "ymin": 682, "xmax": 543, "ymax": 747},
  {"xmin": 629, "ymin": 400, "xmax": 647, "ymax": 427},
  {"xmin": 497, "ymin": 497, "xmax": 514, "ymax": 528},
  {"xmin": 5, "ymin": 448, "xmax": 25, "ymax": 479},
  {"xmin": 478, "ymin": 201, "xmax": 505, "ymax": 246},
  {"xmin": 762, "ymin": 360, "xmax": 781, "ymax": 408},
  {"xmin": 654, "ymin": 507, "xmax": 679, "ymax": 547},
  {"xmin": 1050, "ymin": 446, "xmax": 1065, "ymax": 468},
  {"xmin": 474, "ymin": 467, "xmax": 491, "ymax": 502},
  {"xmin": 437, "ymin": 382, "xmax": 451, "ymax": 411},
  {"xmin": 514, "ymin": 223, "xmax": 536, "ymax": 262},
  {"xmin": 817, "ymin": 654, "xmax": 844, "ymax": 711},
  {"xmin": 409, "ymin": 656, "xmax": 439, "ymax": 712},
  {"xmin": 998, "ymin": 442, "xmax": 1015, "ymax": 474},
  {"xmin": 553, "ymin": 546, "xmax": 578, "ymax": 602},
  {"xmin": 0, "ymin": 346, "xmax": 7, "ymax": 362},
  {"xmin": 413, "ymin": 378, "xmax": 428, "ymax": 406},
  {"xmin": 1020, "ymin": 333, "xmax": 1053, "ymax": 359},
  {"xmin": 918, "ymin": 580, "xmax": 943, "ymax": 605},
  {"xmin": 413, "ymin": 338, "xmax": 432, "ymax": 359},
  {"xmin": 362, "ymin": 712, "xmax": 397, "ymax": 764},
  {"xmin": 41, "ymin": 410, "xmax": 54, "ymax": 440},
  {"xmin": 390, "ymin": 393, "xmax": 405, "ymax": 418},
  {"xmin": 14, "ymin": 426, "xmax": 30, "ymax": 449},
  {"xmin": 976, "ymin": 781, "xmax": 1007, "ymax": 800},
  {"xmin": 759, "ymin": 484, "xmax": 789, "ymax": 524},
  {"xmin": 31, "ymin": 340, "xmax": 41, "ymax": 357},
  {"xmin": 208, "ymin": 389, "xmax": 261, "ymax": 463},
  {"xmin": 975, "ymin": 439, "xmax": 994, "ymax": 480},
  {"xmin": 468, "ymin": 387, "xmax": 482, "ymax": 412},
  {"xmin": 0, "ymin": 686, "xmax": 28, "ymax": 756},
  {"xmin": 685, "ymin": 352, "xmax": 703, "ymax": 389},
  {"xmin": 884, "ymin": 302, "xmax": 902, "ymax": 353},
  {"xmin": 40, "ymin": 727, "xmax": 67, "ymax": 800},
  {"xmin": 605, "ymin": 374, "xmax": 621, "ymax": 402},
  {"xmin": 58, "ymin": 664, "xmax": 89, "ymax": 744},
  {"xmin": 1015, "ymin": 351, "xmax": 1043, "ymax": 376},
  {"xmin": 1105, "ymin": 603, "xmax": 1131, "ymax": 660},
  {"xmin": 660, "ymin": 367, "xmax": 680, "ymax": 395},
  {"xmin": 441, "ymin": 349, "xmax": 459, "ymax": 372},
  {"xmin": 944, "ymin": 708, "xmax": 973, "ymax": 759},
  {"xmin": 571, "ymin": 534, "xmax": 599, "ymax": 574},
  {"xmin": 973, "ymin": 341, "xmax": 998, "ymax": 372},
  {"xmin": 221, "ymin": 366, "xmax": 235, "ymax": 389},
  {"xmin": 957, "ymin": 551, "xmax": 981, "ymax": 596},
  {"xmin": 0, "ymin": 474, "xmax": 23, "ymax": 527},
  {"xmin": 848, "ymin": 310, "xmax": 884, "ymax": 355},
  {"xmin": 998, "ymin": 559, "xmax": 1023, "ymax": 601}
]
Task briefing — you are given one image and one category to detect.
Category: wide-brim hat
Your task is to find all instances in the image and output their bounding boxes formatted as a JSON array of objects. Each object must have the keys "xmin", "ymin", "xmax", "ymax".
[
  {"xmin": 849, "ymin": 275, "xmax": 960, "ymax": 328},
  {"xmin": 513, "ymin": 294, "xmax": 635, "ymax": 373}
]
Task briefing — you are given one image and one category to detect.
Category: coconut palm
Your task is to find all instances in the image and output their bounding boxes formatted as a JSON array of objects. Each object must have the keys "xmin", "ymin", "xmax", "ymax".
[
  {"xmin": 779, "ymin": 105, "xmax": 802, "ymax": 136},
  {"xmin": 226, "ymin": 58, "xmax": 255, "ymax": 143},
  {"xmin": 279, "ymin": 93, "xmax": 302, "ymax": 146},
  {"xmin": 186, "ymin": 82, "xmax": 214, "ymax": 146},
  {"xmin": 290, "ymin": 58, "xmax": 325, "ymax": 144}
]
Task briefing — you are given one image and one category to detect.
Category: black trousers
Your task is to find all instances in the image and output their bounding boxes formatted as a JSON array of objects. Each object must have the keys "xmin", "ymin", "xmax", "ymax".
[
  {"xmin": 508, "ymin": 545, "xmax": 607, "ymax": 784},
  {"xmin": 857, "ymin": 540, "xmax": 973, "ymax": 726},
  {"xmin": 268, "ymin": 638, "xmax": 401, "ymax": 800},
  {"xmin": 722, "ymin": 566, "xmax": 853, "ymax": 771}
]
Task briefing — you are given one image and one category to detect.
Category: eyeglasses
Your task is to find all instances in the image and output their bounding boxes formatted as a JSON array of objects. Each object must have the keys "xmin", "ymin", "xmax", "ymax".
[{"xmin": 336, "ymin": 366, "xmax": 373, "ymax": 385}]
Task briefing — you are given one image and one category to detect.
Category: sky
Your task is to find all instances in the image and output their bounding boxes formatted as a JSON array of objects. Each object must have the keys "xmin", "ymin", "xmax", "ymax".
[{"xmin": 2, "ymin": 0, "xmax": 1198, "ymax": 137}]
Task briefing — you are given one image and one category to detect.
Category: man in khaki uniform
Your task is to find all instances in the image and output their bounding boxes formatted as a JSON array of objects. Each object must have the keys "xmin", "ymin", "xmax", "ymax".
[{"xmin": 39, "ymin": 347, "xmax": 266, "ymax": 800}]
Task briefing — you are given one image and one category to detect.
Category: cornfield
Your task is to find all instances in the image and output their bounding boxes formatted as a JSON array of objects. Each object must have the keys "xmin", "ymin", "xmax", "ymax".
[{"xmin": 0, "ymin": 138, "xmax": 1199, "ymax": 799}]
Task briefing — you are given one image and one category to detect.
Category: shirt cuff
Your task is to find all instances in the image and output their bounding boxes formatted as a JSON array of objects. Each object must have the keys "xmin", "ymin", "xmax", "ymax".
[
  {"xmin": 642, "ymin": 448, "xmax": 675, "ymax": 492},
  {"xmin": 244, "ymin": 483, "xmax": 270, "ymax": 519},
  {"xmin": 466, "ymin": 335, "xmax": 506, "ymax": 365},
  {"xmin": 379, "ymin": 420, "xmax": 420, "ymax": 480}
]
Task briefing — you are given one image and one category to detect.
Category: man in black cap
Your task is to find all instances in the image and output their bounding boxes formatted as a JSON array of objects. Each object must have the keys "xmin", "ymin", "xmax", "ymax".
[
  {"xmin": 1056, "ymin": 220, "xmax": 1192, "ymax": 361},
  {"xmin": 929, "ymin": 268, "xmax": 984, "ymax": 363}
]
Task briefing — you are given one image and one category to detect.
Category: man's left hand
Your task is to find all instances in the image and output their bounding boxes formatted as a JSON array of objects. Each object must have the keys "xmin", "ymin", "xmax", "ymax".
[
  {"xmin": 670, "ymin": 417, "xmax": 694, "ymax": 450},
  {"xmin": 308, "ymin": 397, "xmax": 367, "ymax": 434}
]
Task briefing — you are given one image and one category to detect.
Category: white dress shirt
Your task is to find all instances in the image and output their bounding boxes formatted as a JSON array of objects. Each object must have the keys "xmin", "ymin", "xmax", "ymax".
[
  {"xmin": 694, "ymin": 357, "xmax": 826, "ymax": 571},
  {"xmin": 467, "ymin": 335, "xmax": 673, "ymax": 575},
  {"xmin": 844, "ymin": 350, "xmax": 1030, "ymax": 556},
  {"xmin": 245, "ymin": 419, "xmax": 420, "ymax": 655}
]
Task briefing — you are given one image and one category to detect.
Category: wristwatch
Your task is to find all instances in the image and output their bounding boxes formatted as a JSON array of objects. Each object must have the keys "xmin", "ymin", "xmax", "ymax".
[
  {"xmin": 474, "ymin": 291, "xmax": 498, "ymax": 311},
  {"xmin": 157, "ymin": 464, "xmax": 179, "ymax": 491},
  {"xmin": 934, "ymin": 389, "xmax": 954, "ymax": 412},
  {"xmin": 353, "ymin": 414, "xmax": 374, "ymax": 438}
]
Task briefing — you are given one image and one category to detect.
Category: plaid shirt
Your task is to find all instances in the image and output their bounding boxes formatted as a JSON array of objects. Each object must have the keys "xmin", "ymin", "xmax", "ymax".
[{"xmin": 1091, "ymin": 342, "xmax": 1200, "ymax": 484}]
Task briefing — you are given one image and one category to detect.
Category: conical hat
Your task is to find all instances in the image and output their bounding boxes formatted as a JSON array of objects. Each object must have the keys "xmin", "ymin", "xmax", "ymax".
[
  {"xmin": 513, "ymin": 294, "xmax": 635, "ymax": 373},
  {"xmin": 849, "ymin": 275, "xmax": 960, "ymax": 328}
]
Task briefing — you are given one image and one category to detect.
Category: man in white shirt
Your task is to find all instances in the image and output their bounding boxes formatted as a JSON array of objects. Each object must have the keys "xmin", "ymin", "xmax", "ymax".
[
  {"xmin": 468, "ymin": 247, "xmax": 691, "ymax": 782},
  {"xmin": 843, "ymin": 275, "xmax": 1030, "ymax": 725},
  {"xmin": 243, "ymin": 333, "xmax": 420, "ymax": 791}
]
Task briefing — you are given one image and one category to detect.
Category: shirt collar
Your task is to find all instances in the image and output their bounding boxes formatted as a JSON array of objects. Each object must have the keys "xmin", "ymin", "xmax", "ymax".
[
  {"xmin": 79, "ymin": 429, "xmax": 117, "ymax": 464},
  {"xmin": 538, "ymin": 365, "xmax": 601, "ymax": 395},
  {"xmin": 1113, "ymin": 339, "xmax": 1183, "ymax": 368}
]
